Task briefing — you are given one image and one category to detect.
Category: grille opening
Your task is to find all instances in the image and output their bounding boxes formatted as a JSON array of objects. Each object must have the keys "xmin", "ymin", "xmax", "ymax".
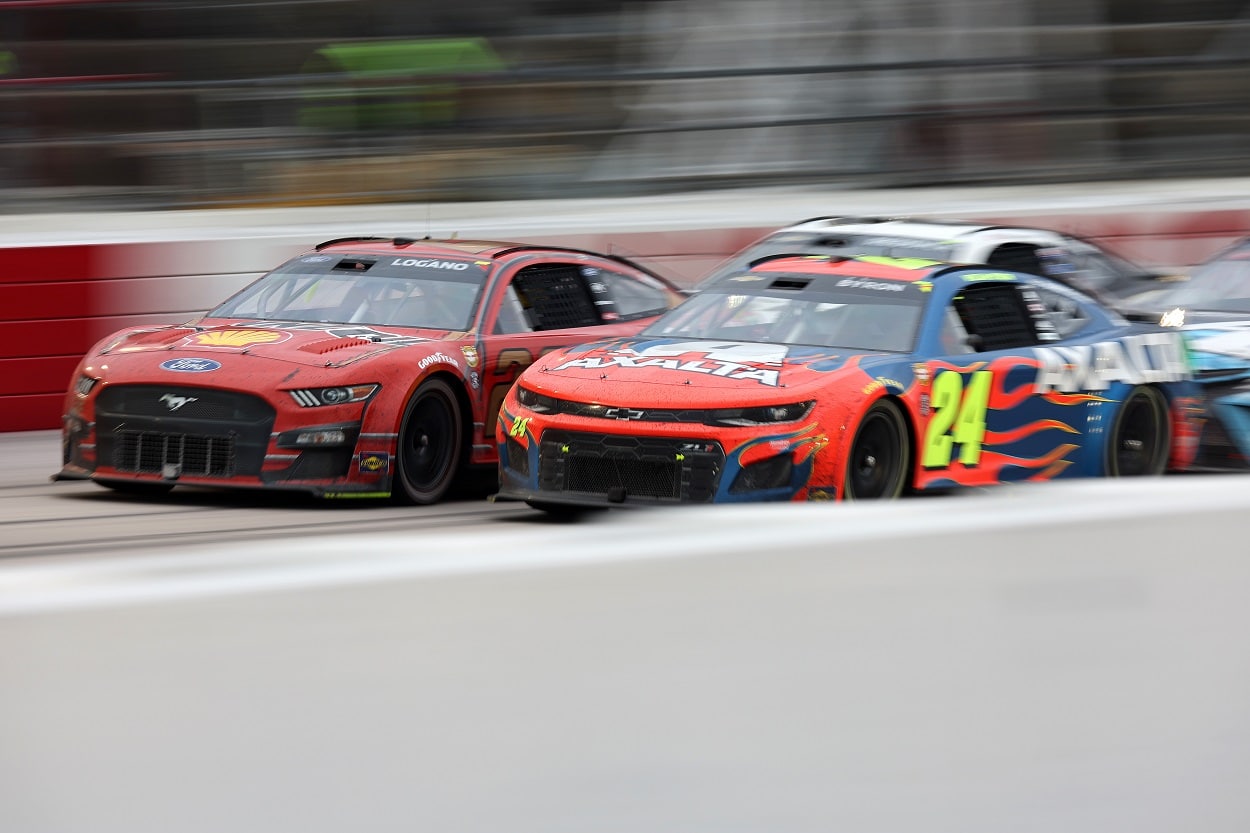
[
  {"xmin": 566, "ymin": 455, "xmax": 679, "ymax": 500},
  {"xmin": 113, "ymin": 431, "xmax": 236, "ymax": 477}
]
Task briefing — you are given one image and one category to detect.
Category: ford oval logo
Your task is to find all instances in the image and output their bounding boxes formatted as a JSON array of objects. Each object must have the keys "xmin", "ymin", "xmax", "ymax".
[{"xmin": 160, "ymin": 357, "xmax": 221, "ymax": 373}]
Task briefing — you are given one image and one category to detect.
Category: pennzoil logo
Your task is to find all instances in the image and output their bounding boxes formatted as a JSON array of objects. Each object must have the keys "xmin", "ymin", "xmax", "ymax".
[{"xmin": 187, "ymin": 329, "xmax": 288, "ymax": 348}]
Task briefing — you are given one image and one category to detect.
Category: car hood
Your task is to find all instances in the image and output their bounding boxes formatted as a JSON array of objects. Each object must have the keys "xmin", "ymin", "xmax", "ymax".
[
  {"xmin": 524, "ymin": 336, "xmax": 882, "ymax": 408},
  {"xmin": 96, "ymin": 319, "xmax": 455, "ymax": 369}
]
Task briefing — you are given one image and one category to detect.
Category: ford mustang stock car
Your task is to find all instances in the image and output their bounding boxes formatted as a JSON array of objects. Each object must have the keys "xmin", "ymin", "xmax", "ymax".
[
  {"xmin": 495, "ymin": 254, "xmax": 1202, "ymax": 509},
  {"xmin": 56, "ymin": 237, "xmax": 686, "ymax": 503}
]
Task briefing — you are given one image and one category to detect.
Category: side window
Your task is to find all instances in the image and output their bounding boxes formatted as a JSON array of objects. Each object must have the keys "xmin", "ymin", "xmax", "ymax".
[
  {"xmin": 495, "ymin": 263, "xmax": 601, "ymax": 333},
  {"xmin": 951, "ymin": 283, "xmax": 1042, "ymax": 352},
  {"xmin": 1027, "ymin": 284, "xmax": 1090, "ymax": 339},
  {"xmin": 585, "ymin": 266, "xmax": 674, "ymax": 321},
  {"xmin": 986, "ymin": 242, "xmax": 1044, "ymax": 275}
]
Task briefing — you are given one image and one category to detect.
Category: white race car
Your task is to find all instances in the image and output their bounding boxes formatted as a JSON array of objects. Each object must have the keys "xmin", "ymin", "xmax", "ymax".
[{"xmin": 704, "ymin": 217, "xmax": 1166, "ymax": 302}]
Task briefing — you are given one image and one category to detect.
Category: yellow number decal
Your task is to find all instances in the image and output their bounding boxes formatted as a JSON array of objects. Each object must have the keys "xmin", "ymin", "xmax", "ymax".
[
  {"xmin": 921, "ymin": 370, "xmax": 992, "ymax": 468},
  {"xmin": 509, "ymin": 416, "xmax": 531, "ymax": 438}
]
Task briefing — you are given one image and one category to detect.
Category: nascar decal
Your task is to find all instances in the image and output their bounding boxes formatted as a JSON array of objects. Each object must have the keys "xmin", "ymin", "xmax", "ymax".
[
  {"xmin": 1033, "ymin": 332, "xmax": 1188, "ymax": 393},
  {"xmin": 554, "ymin": 340, "xmax": 787, "ymax": 386},
  {"xmin": 181, "ymin": 329, "xmax": 291, "ymax": 348},
  {"xmin": 246, "ymin": 322, "xmax": 429, "ymax": 347}
]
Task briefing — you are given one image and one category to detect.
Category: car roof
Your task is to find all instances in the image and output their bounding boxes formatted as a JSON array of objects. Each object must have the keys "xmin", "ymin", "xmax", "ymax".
[
  {"xmin": 775, "ymin": 217, "xmax": 1066, "ymax": 246},
  {"xmin": 312, "ymin": 236, "xmax": 576, "ymax": 258},
  {"xmin": 308, "ymin": 236, "xmax": 678, "ymax": 286},
  {"xmin": 706, "ymin": 253, "xmax": 965, "ymax": 289}
]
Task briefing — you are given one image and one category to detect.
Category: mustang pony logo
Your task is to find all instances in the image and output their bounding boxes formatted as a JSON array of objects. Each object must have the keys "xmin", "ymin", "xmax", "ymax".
[
  {"xmin": 159, "ymin": 393, "xmax": 198, "ymax": 411},
  {"xmin": 554, "ymin": 340, "xmax": 787, "ymax": 386}
]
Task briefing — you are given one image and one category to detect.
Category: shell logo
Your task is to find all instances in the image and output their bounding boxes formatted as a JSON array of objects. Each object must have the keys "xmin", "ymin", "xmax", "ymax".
[{"xmin": 193, "ymin": 329, "xmax": 284, "ymax": 347}]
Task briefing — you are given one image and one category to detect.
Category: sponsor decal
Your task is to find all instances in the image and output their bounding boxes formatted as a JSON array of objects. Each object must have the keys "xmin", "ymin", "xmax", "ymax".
[
  {"xmin": 836, "ymin": 277, "xmax": 906, "ymax": 292},
  {"xmin": 301, "ymin": 255, "xmax": 333, "ymax": 262},
  {"xmin": 160, "ymin": 357, "xmax": 221, "ymax": 373},
  {"xmin": 962, "ymin": 272, "xmax": 1017, "ymax": 282},
  {"xmin": 248, "ymin": 322, "xmax": 428, "ymax": 347},
  {"xmin": 460, "ymin": 346, "xmax": 480, "ymax": 368},
  {"xmin": 418, "ymin": 351, "xmax": 460, "ymax": 371},
  {"xmin": 1033, "ymin": 332, "xmax": 1189, "ymax": 393},
  {"xmin": 390, "ymin": 258, "xmax": 470, "ymax": 270},
  {"xmin": 159, "ymin": 393, "xmax": 197, "ymax": 412},
  {"xmin": 554, "ymin": 341, "xmax": 786, "ymax": 386},
  {"xmin": 358, "ymin": 452, "xmax": 390, "ymax": 473},
  {"xmin": 189, "ymin": 329, "xmax": 286, "ymax": 348}
]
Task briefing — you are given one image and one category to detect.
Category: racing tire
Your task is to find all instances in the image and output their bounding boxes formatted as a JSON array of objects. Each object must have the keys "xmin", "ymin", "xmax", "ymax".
[
  {"xmin": 394, "ymin": 378, "xmax": 463, "ymax": 505},
  {"xmin": 844, "ymin": 399, "xmax": 910, "ymax": 500},
  {"xmin": 99, "ymin": 480, "xmax": 175, "ymax": 497},
  {"xmin": 1108, "ymin": 385, "xmax": 1171, "ymax": 477}
]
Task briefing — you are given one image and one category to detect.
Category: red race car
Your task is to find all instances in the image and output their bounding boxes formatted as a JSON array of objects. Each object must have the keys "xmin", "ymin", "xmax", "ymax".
[
  {"xmin": 56, "ymin": 237, "xmax": 685, "ymax": 503},
  {"xmin": 496, "ymin": 253, "xmax": 1201, "ymax": 510}
]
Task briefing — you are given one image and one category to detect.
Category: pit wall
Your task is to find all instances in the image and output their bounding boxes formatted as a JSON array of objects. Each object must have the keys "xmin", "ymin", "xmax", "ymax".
[{"xmin": 4, "ymin": 208, "xmax": 1248, "ymax": 433}]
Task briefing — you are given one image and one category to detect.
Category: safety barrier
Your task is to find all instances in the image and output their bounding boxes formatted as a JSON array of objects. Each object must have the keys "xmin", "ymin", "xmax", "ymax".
[{"xmin": 4, "ymin": 197, "xmax": 1249, "ymax": 433}]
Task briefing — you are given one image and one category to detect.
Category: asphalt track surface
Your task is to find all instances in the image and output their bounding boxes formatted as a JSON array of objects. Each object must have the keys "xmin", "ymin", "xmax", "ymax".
[
  {"xmin": 6, "ymin": 427, "xmax": 1250, "ymax": 832},
  {"xmin": 1, "ymin": 430, "xmax": 535, "ymax": 560}
]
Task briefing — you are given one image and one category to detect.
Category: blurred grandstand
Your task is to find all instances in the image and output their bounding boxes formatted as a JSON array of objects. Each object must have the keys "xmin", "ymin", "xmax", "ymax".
[{"xmin": 0, "ymin": 0, "xmax": 1248, "ymax": 211}]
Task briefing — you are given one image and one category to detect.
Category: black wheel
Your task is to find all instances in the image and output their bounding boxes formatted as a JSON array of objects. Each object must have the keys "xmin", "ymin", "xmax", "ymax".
[
  {"xmin": 844, "ymin": 400, "xmax": 910, "ymax": 500},
  {"xmin": 394, "ymin": 378, "xmax": 463, "ymax": 504},
  {"xmin": 1108, "ymin": 385, "xmax": 1170, "ymax": 477},
  {"xmin": 99, "ymin": 480, "xmax": 174, "ymax": 497}
]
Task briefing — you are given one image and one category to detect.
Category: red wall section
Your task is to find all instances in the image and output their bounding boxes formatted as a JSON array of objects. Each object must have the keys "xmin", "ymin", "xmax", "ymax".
[{"xmin": 0, "ymin": 212, "xmax": 1245, "ymax": 433}]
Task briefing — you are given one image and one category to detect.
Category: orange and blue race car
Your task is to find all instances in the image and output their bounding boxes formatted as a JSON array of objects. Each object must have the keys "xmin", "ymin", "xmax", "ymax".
[
  {"xmin": 495, "ymin": 254, "xmax": 1204, "ymax": 510},
  {"xmin": 55, "ymin": 237, "xmax": 685, "ymax": 503}
]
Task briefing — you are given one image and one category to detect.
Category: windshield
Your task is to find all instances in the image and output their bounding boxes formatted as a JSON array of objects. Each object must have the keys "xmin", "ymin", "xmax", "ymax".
[
  {"xmin": 1150, "ymin": 244, "xmax": 1250, "ymax": 313},
  {"xmin": 644, "ymin": 287, "xmax": 925, "ymax": 353},
  {"xmin": 210, "ymin": 253, "xmax": 489, "ymax": 330}
]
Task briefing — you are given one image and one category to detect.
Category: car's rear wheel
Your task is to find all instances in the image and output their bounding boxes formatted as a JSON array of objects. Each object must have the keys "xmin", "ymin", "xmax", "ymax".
[
  {"xmin": 844, "ymin": 399, "xmax": 910, "ymax": 500},
  {"xmin": 1108, "ymin": 385, "xmax": 1170, "ymax": 476},
  {"xmin": 395, "ymin": 378, "xmax": 463, "ymax": 504}
]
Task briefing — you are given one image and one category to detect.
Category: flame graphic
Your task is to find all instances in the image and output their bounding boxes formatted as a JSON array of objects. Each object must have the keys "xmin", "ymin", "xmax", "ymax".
[
  {"xmin": 985, "ymin": 419, "xmax": 1079, "ymax": 445},
  {"xmin": 1042, "ymin": 391, "xmax": 1113, "ymax": 406}
]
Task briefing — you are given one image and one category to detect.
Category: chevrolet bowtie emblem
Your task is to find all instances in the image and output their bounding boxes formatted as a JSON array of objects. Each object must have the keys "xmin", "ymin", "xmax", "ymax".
[{"xmin": 602, "ymin": 407, "xmax": 645, "ymax": 420}]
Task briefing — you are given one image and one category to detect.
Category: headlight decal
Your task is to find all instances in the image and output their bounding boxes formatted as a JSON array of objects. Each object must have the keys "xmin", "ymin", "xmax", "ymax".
[{"xmin": 289, "ymin": 384, "xmax": 379, "ymax": 407}]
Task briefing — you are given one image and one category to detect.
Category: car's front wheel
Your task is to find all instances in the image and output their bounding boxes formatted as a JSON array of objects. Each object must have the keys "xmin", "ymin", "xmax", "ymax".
[
  {"xmin": 1108, "ymin": 385, "xmax": 1170, "ymax": 476},
  {"xmin": 394, "ymin": 378, "xmax": 463, "ymax": 504},
  {"xmin": 844, "ymin": 399, "xmax": 910, "ymax": 500}
]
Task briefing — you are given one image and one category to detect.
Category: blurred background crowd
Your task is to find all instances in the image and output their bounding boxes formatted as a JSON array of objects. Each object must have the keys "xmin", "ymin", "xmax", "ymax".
[{"xmin": 1, "ymin": 0, "xmax": 1247, "ymax": 213}]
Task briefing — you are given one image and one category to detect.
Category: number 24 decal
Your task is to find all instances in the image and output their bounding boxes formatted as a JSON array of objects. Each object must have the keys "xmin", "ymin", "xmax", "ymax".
[{"xmin": 921, "ymin": 370, "xmax": 991, "ymax": 468}]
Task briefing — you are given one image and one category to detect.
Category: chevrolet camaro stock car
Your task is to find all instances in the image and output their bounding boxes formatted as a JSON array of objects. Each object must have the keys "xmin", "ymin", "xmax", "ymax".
[
  {"xmin": 705, "ymin": 216, "xmax": 1169, "ymax": 303},
  {"xmin": 56, "ymin": 237, "xmax": 686, "ymax": 502},
  {"xmin": 495, "ymin": 254, "xmax": 1203, "ymax": 509},
  {"xmin": 1127, "ymin": 236, "xmax": 1250, "ymax": 469}
]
